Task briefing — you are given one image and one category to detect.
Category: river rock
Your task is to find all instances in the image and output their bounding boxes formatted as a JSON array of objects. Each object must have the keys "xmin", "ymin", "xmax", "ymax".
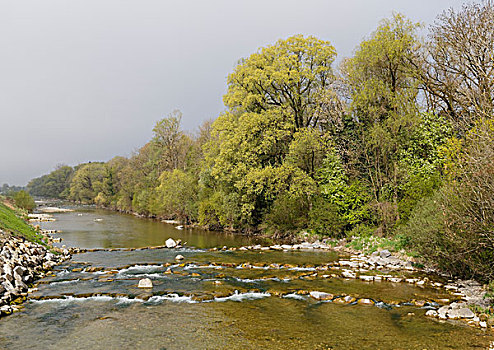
[
  {"xmin": 175, "ymin": 254, "xmax": 184, "ymax": 261},
  {"xmin": 455, "ymin": 307, "xmax": 475, "ymax": 319},
  {"xmin": 309, "ymin": 291, "xmax": 333, "ymax": 300},
  {"xmin": 138, "ymin": 278, "xmax": 153, "ymax": 288},
  {"xmin": 342, "ymin": 270, "xmax": 356, "ymax": 279},
  {"xmin": 437, "ymin": 305, "xmax": 449, "ymax": 319},
  {"xmin": 425, "ymin": 310, "xmax": 438, "ymax": 317},
  {"xmin": 379, "ymin": 249, "xmax": 391, "ymax": 258},
  {"xmin": 343, "ymin": 295, "xmax": 356, "ymax": 303},
  {"xmin": 165, "ymin": 238, "xmax": 177, "ymax": 248}
]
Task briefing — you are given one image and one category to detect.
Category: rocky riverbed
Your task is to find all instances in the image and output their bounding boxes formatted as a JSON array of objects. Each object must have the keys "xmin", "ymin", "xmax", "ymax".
[
  {"xmin": 64, "ymin": 236, "xmax": 494, "ymax": 331},
  {"xmin": 0, "ymin": 230, "xmax": 70, "ymax": 316},
  {"xmin": 205, "ymin": 240, "xmax": 494, "ymax": 330}
]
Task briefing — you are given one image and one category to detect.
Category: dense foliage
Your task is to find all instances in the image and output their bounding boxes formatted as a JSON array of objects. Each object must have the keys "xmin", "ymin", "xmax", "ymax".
[{"xmin": 27, "ymin": 2, "xmax": 494, "ymax": 282}]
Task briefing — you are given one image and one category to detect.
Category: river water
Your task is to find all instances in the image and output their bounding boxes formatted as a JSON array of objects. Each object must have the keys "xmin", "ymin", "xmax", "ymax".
[{"xmin": 0, "ymin": 208, "xmax": 492, "ymax": 349}]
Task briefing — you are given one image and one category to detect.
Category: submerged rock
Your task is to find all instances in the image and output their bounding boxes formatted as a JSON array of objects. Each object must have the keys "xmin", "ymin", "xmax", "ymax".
[
  {"xmin": 309, "ymin": 291, "xmax": 333, "ymax": 301},
  {"xmin": 357, "ymin": 298, "xmax": 375, "ymax": 305}
]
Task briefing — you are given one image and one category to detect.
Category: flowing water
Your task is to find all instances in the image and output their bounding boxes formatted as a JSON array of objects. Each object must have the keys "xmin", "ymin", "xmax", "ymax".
[{"xmin": 0, "ymin": 208, "xmax": 492, "ymax": 349}]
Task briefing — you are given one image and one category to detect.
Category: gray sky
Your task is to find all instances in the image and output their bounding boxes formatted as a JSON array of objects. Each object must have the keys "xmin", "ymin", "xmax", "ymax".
[{"xmin": 1, "ymin": 0, "xmax": 466, "ymax": 186}]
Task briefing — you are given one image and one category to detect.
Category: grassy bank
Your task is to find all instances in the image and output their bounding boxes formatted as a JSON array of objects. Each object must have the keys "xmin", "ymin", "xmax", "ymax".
[{"xmin": 0, "ymin": 200, "xmax": 46, "ymax": 246}]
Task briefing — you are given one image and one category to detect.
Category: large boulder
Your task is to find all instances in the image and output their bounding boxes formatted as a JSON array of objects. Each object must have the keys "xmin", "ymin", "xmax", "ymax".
[
  {"xmin": 138, "ymin": 278, "xmax": 153, "ymax": 288},
  {"xmin": 456, "ymin": 307, "xmax": 475, "ymax": 319},
  {"xmin": 165, "ymin": 238, "xmax": 177, "ymax": 248}
]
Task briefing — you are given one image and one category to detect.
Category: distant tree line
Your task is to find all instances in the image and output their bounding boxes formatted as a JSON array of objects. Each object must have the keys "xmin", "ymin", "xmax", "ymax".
[
  {"xmin": 27, "ymin": 2, "xmax": 494, "ymax": 282},
  {"xmin": 1, "ymin": 184, "xmax": 35, "ymax": 212},
  {"xmin": 0, "ymin": 184, "xmax": 24, "ymax": 195}
]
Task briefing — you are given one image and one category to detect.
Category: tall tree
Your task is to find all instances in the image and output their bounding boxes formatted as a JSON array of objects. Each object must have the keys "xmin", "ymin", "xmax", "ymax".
[
  {"xmin": 152, "ymin": 110, "xmax": 192, "ymax": 172},
  {"xmin": 203, "ymin": 35, "xmax": 337, "ymax": 228},
  {"xmin": 342, "ymin": 14, "xmax": 421, "ymax": 231},
  {"xmin": 224, "ymin": 35, "xmax": 337, "ymax": 129},
  {"xmin": 418, "ymin": 1, "xmax": 494, "ymax": 130}
]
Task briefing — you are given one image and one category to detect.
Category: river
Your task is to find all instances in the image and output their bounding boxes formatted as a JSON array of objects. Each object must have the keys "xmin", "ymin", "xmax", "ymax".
[{"xmin": 0, "ymin": 207, "xmax": 492, "ymax": 349}]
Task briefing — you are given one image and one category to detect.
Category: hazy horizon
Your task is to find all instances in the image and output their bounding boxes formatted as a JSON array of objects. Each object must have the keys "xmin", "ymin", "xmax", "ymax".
[{"xmin": 1, "ymin": 0, "xmax": 466, "ymax": 186}]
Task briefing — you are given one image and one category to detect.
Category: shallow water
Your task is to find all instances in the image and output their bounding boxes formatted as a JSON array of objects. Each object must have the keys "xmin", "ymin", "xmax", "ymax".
[{"xmin": 0, "ymin": 207, "xmax": 492, "ymax": 349}]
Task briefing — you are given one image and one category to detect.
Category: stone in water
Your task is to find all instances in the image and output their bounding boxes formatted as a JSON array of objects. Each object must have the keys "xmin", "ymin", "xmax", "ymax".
[
  {"xmin": 165, "ymin": 238, "xmax": 177, "ymax": 248},
  {"xmin": 138, "ymin": 278, "xmax": 153, "ymax": 288}
]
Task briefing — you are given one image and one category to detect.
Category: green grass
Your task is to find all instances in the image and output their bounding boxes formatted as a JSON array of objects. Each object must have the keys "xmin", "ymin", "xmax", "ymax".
[
  {"xmin": 345, "ymin": 233, "xmax": 420, "ymax": 257},
  {"xmin": 0, "ymin": 202, "xmax": 46, "ymax": 246}
]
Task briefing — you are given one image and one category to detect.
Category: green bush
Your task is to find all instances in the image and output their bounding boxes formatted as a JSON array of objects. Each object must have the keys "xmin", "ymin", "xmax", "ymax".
[
  {"xmin": 264, "ymin": 193, "xmax": 309, "ymax": 235},
  {"xmin": 404, "ymin": 119, "xmax": 494, "ymax": 283},
  {"xmin": 12, "ymin": 190, "xmax": 35, "ymax": 212},
  {"xmin": 309, "ymin": 196, "xmax": 345, "ymax": 237}
]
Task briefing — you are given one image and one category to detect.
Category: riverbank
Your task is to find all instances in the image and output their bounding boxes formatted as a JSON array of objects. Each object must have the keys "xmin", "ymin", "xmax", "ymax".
[
  {"xmin": 0, "ymin": 200, "xmax": 70, "ymax": 316},
  {"xmin": 0, "ymin": 230, "xmax": 70, "ymax": 316}
]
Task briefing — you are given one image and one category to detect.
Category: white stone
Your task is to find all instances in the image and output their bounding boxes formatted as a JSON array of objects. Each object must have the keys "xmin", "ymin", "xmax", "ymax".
[
  {"xmin": 342, "ymin": 270, "xmax": 356, "ymax": 279},
  {"xmin": 456, "ymin": 307, "xmax": 475, "ymax": 319},
  {"xmin": 138, "ymin": 278, "xmax": 153, "ymax": 288},
  {"xmin": 388, "ymin": 277, "xmax": 402, "ymax": 283},
  {"xmin": 359, "ymin": 275, "xmax": 374, "ymax": 282},
  {"xmin": 165, "ymin": 238, "xmax": 177, "ymax": 248},
  {"xmin": 425, "ymin": 310, "xmax": 438, "ymax": 317},
  {"xmin": 438, "ymin": 305, "xmax": 449, "ymax": 319},
  {"xmin": 309, "ymin": 291, "xmax": 333, "ymax": 300},
  {"xmin": 379, "ymin": 249, "xmax": 391, "ymax": 258},
  {"xmin": 175, "ymin": 254, "xmax": 184, "ymax": 261}
]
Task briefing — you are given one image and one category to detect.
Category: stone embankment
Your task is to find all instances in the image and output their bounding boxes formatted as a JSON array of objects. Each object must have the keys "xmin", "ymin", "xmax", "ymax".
[{"xmin": 0, "ymin": 230, "xmax": 70, "ymax": 316}]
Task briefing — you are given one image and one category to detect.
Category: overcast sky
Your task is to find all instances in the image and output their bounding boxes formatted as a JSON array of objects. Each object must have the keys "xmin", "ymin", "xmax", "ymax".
[{"xmin": 0, "ymin": 0, "xmax": 467, "ymax": 185}]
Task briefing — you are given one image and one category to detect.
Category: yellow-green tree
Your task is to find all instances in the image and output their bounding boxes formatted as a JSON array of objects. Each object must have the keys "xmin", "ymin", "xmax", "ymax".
[
  {"xmin": 68, "ymin": 163, "xmax": 106, "ymax": 203},
  {"xmin": 224, "ymin": 35, "xmax": 337, "ymax": 129},
  {"xmin": 342, "ymin": 14, "xmax": 421, "ymax": 232},
  {"xmin": 202, "ymin": 35, "xmax": 337, "ymax": 229}
]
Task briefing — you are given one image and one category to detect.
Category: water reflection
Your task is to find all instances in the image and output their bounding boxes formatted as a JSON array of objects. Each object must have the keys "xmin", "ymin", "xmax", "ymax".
[{"xmin": 40, "ymin": 207, "xmax": 265, "ymax": 249}]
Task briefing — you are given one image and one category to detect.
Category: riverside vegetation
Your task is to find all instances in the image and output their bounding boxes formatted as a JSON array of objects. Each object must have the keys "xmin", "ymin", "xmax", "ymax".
[{"xmin": 23, "ymin": 2, "xmax": 494, "ymax": 295}]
